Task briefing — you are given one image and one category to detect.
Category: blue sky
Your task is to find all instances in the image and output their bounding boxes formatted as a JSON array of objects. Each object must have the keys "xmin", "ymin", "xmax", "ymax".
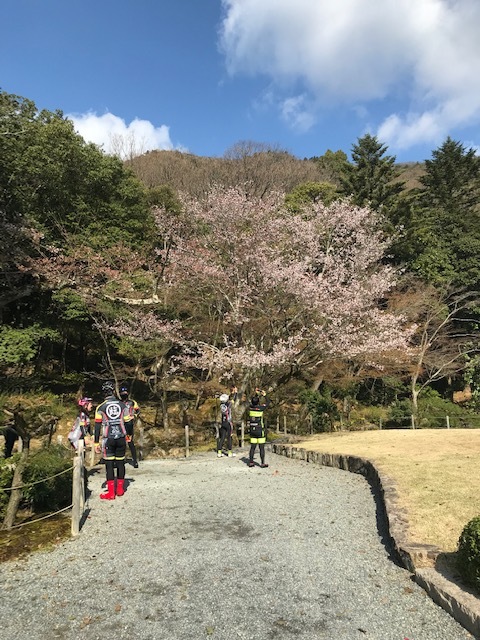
[{"xmin": 2, "ymin": 0, "xmax": 480, "ymax": 163}]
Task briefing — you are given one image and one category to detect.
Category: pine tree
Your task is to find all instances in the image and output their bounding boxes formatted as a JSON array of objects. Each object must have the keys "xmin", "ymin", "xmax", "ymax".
[
  {"xmin": 405, "ymin": 137, "xmax": 480, "ymax": 287},
  {"xmin": 420, "ymin": 136, "xmax": 480, "ymax": 222},
  {"xmin": 341, "ymin": 134, "xmax": 404, "ymax": 212}
]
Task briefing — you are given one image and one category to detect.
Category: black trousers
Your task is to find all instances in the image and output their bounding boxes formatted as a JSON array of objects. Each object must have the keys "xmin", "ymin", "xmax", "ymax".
[
  {"xmin": 106, "ymin": 459, "xmax": 126, "ymax": 481},
  {"xmin": 217, "ymin": 425, "xmax": 232, "ymax": 451},
  {"xmin": 249, "ymin": 442, "xmax": 266, "ymax": 463},
  {"xmin": 128, "ymin": 437, "xmax": 138, "ymax": 462},
  {"xmin": 104, "ymin": 436, "xmax": 126, "ymax": 481}
]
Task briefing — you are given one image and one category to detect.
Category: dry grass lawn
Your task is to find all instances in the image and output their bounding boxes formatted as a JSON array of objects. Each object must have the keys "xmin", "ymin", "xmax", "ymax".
[{"xmin": 295, "ymin": 429, "xmax": 480, "ymax": 553}]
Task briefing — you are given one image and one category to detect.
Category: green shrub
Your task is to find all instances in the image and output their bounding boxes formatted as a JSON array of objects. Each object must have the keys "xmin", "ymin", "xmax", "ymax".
[
  {"xmin": 22, "ymin": 445, "xmax": 73, "ymax": 511},
  {"xmin": 385, "ymin": 389, "xmax": 478, "ymax": 429},
  {"xmin": 299, "ymin": 386, "xmax": 339, "ymax": 433},
  {"xmin": 347, "ymin": 404, "xmax": 388, "ymax": 430},
  {"xmin": 385, "ymin": 398, "xmax": 413, "ymax": 428},
  {"xmin": 417, "ymin": 389, "xmax": 475, "ymax": 428},
  {"xmin": 457, "ymin": 516, "xmax": 480, "ymax": 591},
  {"xmin": 0, "ymin": 391, "xmax": 72, "ymax": 429}
]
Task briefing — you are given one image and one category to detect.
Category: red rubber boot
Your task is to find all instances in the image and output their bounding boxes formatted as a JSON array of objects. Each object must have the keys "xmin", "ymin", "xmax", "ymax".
[
  {"xmin": 116, "ymin": 479, "xmax": 125, "ymax": 497},
  {"xmin": 100, "ymin": 480, "xmax": 115, "ymax": 500}
]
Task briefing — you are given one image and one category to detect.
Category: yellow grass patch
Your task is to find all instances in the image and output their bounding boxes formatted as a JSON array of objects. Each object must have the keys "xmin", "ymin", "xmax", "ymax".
[{"xmin": 295, "ymin": 429, "xmax": 480, "ymax": 553}]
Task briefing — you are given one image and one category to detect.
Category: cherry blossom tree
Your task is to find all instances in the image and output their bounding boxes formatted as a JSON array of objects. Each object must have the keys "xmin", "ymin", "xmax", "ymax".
[
  {"xmin": 35, "ymin": 186, "xmax": 414, "ymax": 403},
  {"xmin": 110, "ymin": 311, "xmax": 185, "ymax": 427},
  {"xmin": 162, "ymin": 186, "xmax": 414, "ymax": 391}
]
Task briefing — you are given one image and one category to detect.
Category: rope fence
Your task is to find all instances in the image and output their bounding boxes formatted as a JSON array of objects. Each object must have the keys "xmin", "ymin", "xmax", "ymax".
[
  {"xmin": 0, "ymin": 438, "xmax": 89, "ymax": 536},
  {"xmin": 204, "ymin": 408, "xmax": 480, "ymax": 452},
  {"xmin": 5, "ymin": 504, "xmax": 73, "ymax": 530},
  {"xmin": 0, "ymin": 466, "xmax": 74, "ymax": 492},
  {"xmin": 361, "ymin": 413, "xmax": 480, "ymax": 430}
]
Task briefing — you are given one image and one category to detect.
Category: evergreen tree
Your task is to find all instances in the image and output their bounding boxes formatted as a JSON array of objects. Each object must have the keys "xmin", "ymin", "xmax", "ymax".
[
  {"xmin": 0, "ymin": 89, "xmax": 154, "ymax": 249},
  {"xmin": 420, "ymin": 137, "xmax": 480, "ymax": 217},
  {"xmin": 341, "ymin": 134, "xmax": 404, "ymax": 212},
  {"xmin": 400, "ymin": 138, "xmax": 480, "ymax": 287}
]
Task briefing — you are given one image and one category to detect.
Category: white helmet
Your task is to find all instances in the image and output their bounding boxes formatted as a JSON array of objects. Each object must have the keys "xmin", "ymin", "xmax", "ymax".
[{"xmin": 219, "ymin": 393, "xmax": 229, "ymax": 402}]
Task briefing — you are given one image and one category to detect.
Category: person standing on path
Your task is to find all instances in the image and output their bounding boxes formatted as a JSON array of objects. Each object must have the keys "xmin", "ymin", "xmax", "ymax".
[
  {"xmin": 119, "ymin": 384, "xmax": 140, "ymax": 468},
  {"xmin": 94, "ymin": 380, "xmax": 132, "ymax": 500},
  {"xmin": 217, "ymin": 388, "xmax": 236, "ymax": 457},
  {"xmin": 67, "ymin": 397, "xmax": 93, "ymax": 450},
  {"xmin": 248, "ymin": 388, "xmax": 270, "ymax": 468}
]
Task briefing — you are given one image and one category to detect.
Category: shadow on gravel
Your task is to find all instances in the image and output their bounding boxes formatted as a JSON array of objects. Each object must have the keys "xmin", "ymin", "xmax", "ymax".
[
  {"xmin": 368, "ymin": 483, "xmax": 405, "ymax": 567},
  {"xmin": 79, "ymin": 507, "xmax": 91, "ymax": 530}
]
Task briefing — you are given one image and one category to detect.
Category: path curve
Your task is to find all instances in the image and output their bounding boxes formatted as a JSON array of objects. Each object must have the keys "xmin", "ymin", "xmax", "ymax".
[{"xmin": 0, "ymin": 452, "xmax": 473, "ymax": 639}]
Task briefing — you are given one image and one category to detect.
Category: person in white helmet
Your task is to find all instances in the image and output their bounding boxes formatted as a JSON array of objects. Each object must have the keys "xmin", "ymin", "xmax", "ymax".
[{"xmin": 217, "ymin": 391, "xmax": 235, "ymax": 457}]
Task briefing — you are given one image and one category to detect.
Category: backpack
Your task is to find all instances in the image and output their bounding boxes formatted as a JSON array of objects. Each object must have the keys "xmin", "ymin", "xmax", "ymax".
[
  {"xmin": 67, "ymin": 417, "xmax": 82, "ymax": 450},
  {"xmin": 220, "ymin": 401, "xmax": 231, "ymax": 424},
  {"xmin": 248, "ymin": 413, "xmax": 264, "ymax": 438}
]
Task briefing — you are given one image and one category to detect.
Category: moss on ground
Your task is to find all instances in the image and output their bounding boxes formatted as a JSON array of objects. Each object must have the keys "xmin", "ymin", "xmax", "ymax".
[{"xmin": 0, "ymin": 512, "xmax": 71, "ymax": 562}]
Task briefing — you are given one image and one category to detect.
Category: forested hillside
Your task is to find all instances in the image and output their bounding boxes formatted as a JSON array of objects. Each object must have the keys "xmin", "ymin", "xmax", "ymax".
[{"xmin": 1, "ymin": 88, "xmax": 480, "ymax": 447}]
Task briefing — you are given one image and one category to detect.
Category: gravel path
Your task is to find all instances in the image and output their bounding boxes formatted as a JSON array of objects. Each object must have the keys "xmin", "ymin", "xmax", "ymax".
[{"xmin": 0, "ymin": 451, "xmax": 474, "ymax": 640}]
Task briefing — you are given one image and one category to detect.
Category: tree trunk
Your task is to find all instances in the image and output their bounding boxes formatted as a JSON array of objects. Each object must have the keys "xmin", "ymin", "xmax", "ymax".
[
  {"xmin": 161, "ymin": 388, "xmax": 169, "ymax": 429},
  {"xmin": 2, "ymin": 409, "xmax": 30, "ymax": 530},
  {"xmin": 2, "ymin": 449, "xmax": 29, "ymax": 530},
  {"xmin": 411, "ymin": 372, "xmax": 420, "ymax": 414},
  {"xmin": 310, "ymin": 374, "xmax": 323, "ymax": 392}
]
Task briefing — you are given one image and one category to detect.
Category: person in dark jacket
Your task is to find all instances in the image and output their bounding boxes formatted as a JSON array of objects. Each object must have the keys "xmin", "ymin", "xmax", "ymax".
[
  {"xmin": 248, "ymin": 388, "xmax": 270, "ymax": 468},
  {"xmin": 217, "ymin": 390, "xmax": 236, "ymax": 457},
  {"xmin": 94, "ymin": 381, "xmax": 132, "ymax": 500},
  {"xmin": 119, "ymin": 384, "xmax": 140, "ymax": 468}
]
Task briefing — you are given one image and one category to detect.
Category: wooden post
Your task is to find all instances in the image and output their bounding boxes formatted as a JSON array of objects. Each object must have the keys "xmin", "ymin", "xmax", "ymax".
[
  {"xmin": 88, "ymin": 437, "xmax": 95, "ymax": 467},
  {"xmin": 79, "ymin": 439, "xmax": 85, "ymax": 512},
  {"xmin": 71, "ymin": 441, "xmax": 85, "ymax": 537},
  {"xmin": 284, "ymin": 416, "xmax": 287, "ymax": 436},
  {"xmin": 276, "ymin": 415, "xmax": 280, "ymax": 434},
  {"xmin": 185, "ymin": 424, "xmax": 190, "ymax": 458},
  {"xmin": 446, "ymin": 415, "xmax": 450, "ymax": 429}
]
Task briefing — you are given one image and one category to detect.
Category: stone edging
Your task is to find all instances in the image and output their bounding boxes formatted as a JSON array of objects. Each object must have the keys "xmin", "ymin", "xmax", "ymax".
[{"xmin": 271, "ymin": 443, "xmax": 480, "ymax": 639}]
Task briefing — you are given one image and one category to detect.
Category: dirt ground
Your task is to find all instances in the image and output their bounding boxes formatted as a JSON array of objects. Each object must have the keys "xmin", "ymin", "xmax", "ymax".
[{"xmin": 295, "ymin": 428, "xmax": 480, "ymax": 552}]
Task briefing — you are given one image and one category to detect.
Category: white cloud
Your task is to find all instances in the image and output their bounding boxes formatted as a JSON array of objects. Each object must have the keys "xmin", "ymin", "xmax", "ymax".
[
  {"xmin": 280, "ymin": 95, "xmax": 316, "ymax": 132},
  {"xmin": 67, "ymin": 111, "xmax": 177, "ymax": 158},
  {"xmin": 219, "ymin": 0, "xmax": 480, "ymax": 149}
]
